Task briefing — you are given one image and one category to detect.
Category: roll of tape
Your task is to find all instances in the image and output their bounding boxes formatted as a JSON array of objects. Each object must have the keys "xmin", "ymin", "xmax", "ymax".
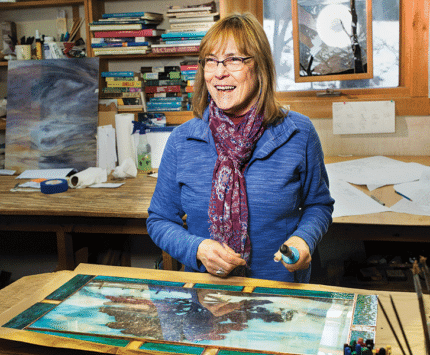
[{"xmin": 40, "ymin": 179, "xmax": 69, "ymax": 194}]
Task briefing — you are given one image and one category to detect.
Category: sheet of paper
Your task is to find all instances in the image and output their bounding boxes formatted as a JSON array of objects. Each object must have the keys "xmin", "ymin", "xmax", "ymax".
[
  {"xmin": 330, "ymin": 179, "xmax": 390, "ymax": 218},
  {"xmin": 97, "ymin": 125, "xmax": 117, "ymax": 174},
  {"xmin": 394, "ymin": 166, "xmax": 430, "ymax": 206},
  {"xmin": 332, "ymin": 100, "xmax": 395, "ymax": 134},
  {"xmin": 0, "ymin": 169, "xmax": 16, "ymax": 175},
  {"xmin": 17, "ymin": 168, "xmax": 74, "ymax": 179},
  {"xmin": 326, "ymin": 156, "xmax": 424, "ymax": 190},
  {"xmin": 89, "ymin": 183, "xmax": 124, "ymax": 188},
  {"xmin": 390, "ymin": 198, "xmax": 430, "ymax": 216}
]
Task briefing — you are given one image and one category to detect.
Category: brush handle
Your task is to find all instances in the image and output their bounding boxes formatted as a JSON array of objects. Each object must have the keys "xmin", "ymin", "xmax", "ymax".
[{"xmin": 279, "ymin": 244, "xmax": 300, "ymax": 264}]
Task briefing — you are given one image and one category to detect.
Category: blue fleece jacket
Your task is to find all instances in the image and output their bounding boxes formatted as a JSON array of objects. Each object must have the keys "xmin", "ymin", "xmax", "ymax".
[{"xmin": 147, "ymin": 108, "xmax": 334, "ymax": 283}]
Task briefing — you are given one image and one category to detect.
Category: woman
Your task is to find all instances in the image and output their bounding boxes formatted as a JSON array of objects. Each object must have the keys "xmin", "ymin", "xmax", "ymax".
[{"xmin": 147, "ymin": 13, "xmax": 334, "ymax": 283}]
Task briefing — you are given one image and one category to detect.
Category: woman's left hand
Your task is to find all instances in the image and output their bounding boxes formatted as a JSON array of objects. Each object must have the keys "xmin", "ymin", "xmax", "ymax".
[{"xmin": 273, "ymin": 236, "xmax": 311, "ymax": 272}]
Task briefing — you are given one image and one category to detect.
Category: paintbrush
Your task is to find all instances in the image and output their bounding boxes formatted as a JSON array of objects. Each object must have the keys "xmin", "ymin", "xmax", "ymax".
[
  {"xmin": 390, "ymin": 295, "xmax": 413, "ymax": 355},
  {"xmin": 413, "ymin": 260, "xmax": 430, "ymax": 354}
]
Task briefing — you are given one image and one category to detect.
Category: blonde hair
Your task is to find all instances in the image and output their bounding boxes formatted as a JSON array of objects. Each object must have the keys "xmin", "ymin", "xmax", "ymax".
[{"xmin": 192, "ymin": 13, "xmax": 285, "ymax": 125}]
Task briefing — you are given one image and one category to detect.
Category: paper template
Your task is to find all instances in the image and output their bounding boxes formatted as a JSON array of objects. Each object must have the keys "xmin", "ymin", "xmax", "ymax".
[
  {"xmin": 329, "ymin": 179, "xmax": 390, "ymax": 218},
  {"xmin": 394, "ymin": 166, "xmax": 430, "ymax": 207},
  {"xmin": 333, "ymin": 101, "xmax": 395, "ymax": 134},
  {"xmin": 326, "ymin": 156, "xmax": 424, "ymax": 190}
]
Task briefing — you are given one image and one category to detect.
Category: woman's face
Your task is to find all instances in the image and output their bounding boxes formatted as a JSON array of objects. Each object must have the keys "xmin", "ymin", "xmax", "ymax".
[{"xmin": 204, "ymin": 36, "xmax": 259, "ymax": 116}]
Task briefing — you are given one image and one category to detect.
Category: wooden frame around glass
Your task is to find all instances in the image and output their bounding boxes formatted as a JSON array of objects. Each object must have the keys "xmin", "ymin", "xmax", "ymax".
[{"xmin": 291, "ymin": 0, "xmax": 373, "ymax": 83}]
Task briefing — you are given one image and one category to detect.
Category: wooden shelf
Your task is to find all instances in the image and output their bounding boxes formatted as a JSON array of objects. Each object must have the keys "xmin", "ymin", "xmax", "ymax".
[
  {"xmin": 0, "ymin": 62, "xmax": 8, "ymax": 67},
  {"xmin": 0, "ymin": 0, "xmax": 84, "ymax": 10},
  {"xmin": 0, "ymin": 120, "xmax": 6, "ymax": 131}
]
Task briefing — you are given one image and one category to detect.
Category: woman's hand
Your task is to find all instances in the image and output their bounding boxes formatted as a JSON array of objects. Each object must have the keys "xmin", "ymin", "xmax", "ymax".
[
  {"xmin": 197, "ymin": 239, "xmax": 246, "ymax": 277},
  {"xmin": 273, "ymin": 236, "xmax": 311, "ymax": 272}
]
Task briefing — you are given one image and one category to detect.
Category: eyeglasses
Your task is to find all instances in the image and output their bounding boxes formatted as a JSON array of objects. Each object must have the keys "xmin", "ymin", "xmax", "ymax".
[{"xmin": 199, "ymin": 56, "xmax": 253, "ymax": 72}]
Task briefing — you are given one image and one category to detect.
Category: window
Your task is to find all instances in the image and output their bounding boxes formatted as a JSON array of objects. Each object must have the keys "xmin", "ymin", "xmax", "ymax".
[{"xmin": 220, "ymin": 0, "xmax": 429, "ymax": 117}]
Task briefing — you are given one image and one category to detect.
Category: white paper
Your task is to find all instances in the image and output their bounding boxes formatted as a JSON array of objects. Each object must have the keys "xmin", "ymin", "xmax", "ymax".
[
  {"xmin": 17, "ymin": 168, "xmax": 73, "ymax": 179},
  {"xmin": 0, "ymin": 169, "xmax": 16, "ymax": 175},
  {"xmin": 326, "ymin": 156, "xmax": 424, "ymax": 190},
  {"xmin": 115, "ymin": 113, "xmax": 135, "ymax": 166},
  {"xmin": 97, "ymin": 125, "xmax": 117, "ymax": 174},
  {"xmin": 394, "ymin": 166, "xmax": 430, "ymax": 206},
  {"xmin": 333, "ymin": 100, "xmax": 395, "ymax": 134},
  {"xmin": 390, "ymin": 198, "xmax": 430, "ymax": 217},
  {"xmin": 89, "ymin": 182, "xmax": 124, "ymax": 188},
  {"xmin": 147, "ymin": 131, "xmax": 171, "ymax": 169},
  {"xmin": 330, "ymin": 179, "xmax": 390, "ymax": 218}
]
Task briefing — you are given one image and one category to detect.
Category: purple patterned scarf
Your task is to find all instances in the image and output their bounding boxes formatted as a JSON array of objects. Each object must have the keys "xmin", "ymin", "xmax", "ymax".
[{"xmin": 208, "ymin": 99, "xmax": 265, "ymax": 264}]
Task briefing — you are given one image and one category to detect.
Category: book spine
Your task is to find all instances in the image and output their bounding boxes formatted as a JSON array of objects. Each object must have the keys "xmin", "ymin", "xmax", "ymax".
[
  {"xmin": 144, "ymin": 79, "xmax": 182, "ymax": 86},
  {"xmin": 142, "ymin": 71, "xmax": 181, "ymax": 80},
  {"xmin": 149, "ymin": 96, "xmax": 185, "ymax": 102},
  {"xmin": 105, "ymin": 76, "xmax": 136, "ymax": 81},
  {"xmin": 151, "ymin": 46, "xmax": 199, "ymax": 54},
  {"xmin": 145, "ymin": 85, "xmax": 182, "ymax": 93},
  {"xmin": 102, "ymin": 12, "xmax": 162, "ymax": 19},
  {"xmin": 101, "ymin": 71, "xmax": 135, "ymax": 77},
  {"xmin": 93, "ymin": 48, "xmax": 150, "ymax": 55},
  {"xmin": 147, "ymin": 101, "xmax": 185, "ymax": 108},
  {"xmin": 92, "ymin": 42, "xmax": 150, "ymax": 48},
  {"xmin": 103, "ymin": 87, "xmax": 142, "ymax": 92},
  {"xmin": 180, "ymin": 64, "xmax": 199, "ymax": 71},
  {"xmin": 94, "ymin": 29, "xmax": 164, "ymax": 38},
  {"xmin": 90, "ymin": 24, "xmax": 148, "ymax": 31},
  {"xmin": 147, "ymin": 92, "xmax": 182, "ymax": 98},
  {"xmin": 147, "ymin": 107, "xmax": 183, "ymax": 112},
  {"xmin": 161, "ymin": 31, "xmax": 207, "ymax": 38},
  {"xmin": 107, "ymin": 81, "xmax": 142, "ymax": 88},
  {"xmin": 92, "ymin": 37, "xmax": 153, "ymax": 43}
]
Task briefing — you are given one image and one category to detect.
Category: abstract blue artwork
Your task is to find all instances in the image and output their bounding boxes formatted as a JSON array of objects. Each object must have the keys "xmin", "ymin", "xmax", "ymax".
[{"xmin": 5, "ymin": 58, "xmax": 99, "ymax": 173}]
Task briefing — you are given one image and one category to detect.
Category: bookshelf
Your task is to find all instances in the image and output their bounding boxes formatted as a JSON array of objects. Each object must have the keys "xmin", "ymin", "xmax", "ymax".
[{"xmin": 0, "ymin": 0, "xmax": 231, "ymax": 131}]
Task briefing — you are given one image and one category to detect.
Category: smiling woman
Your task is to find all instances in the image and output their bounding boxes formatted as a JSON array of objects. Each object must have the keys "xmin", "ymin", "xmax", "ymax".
[{"xmin": 146, "ymin": 13, "xmax": 334, "ymax": 284}]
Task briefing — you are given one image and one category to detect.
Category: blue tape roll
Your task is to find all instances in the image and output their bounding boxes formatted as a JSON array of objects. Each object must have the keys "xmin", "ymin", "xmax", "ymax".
[{"xmin": 41, "ymin": 179, "xmax": 68, "ymax": 194}]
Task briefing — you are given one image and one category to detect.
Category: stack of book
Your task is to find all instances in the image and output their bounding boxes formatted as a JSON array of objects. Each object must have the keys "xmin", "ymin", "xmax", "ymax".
[
  {"xmin": 89, "ymin": 11, "xmax": 165, "ymax": 56},
  {"xmin": 180, "ymin": 60, "xmax": 198, "ymax": 107},
  {"xmin": 101, "ymin": 71, "xmax": 145, "ymax": 110},
  {"xmin": 142, "ymin": 66, "xmax": 187, "ymax": 112},
  {"xmin": 151, "ymin": 2, "xmax": 218, "ymax": 54}
]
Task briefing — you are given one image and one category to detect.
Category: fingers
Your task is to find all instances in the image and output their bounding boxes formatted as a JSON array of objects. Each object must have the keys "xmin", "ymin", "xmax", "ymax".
[
  {"xmin": 197, "ymin": 240, "xmax": 246, "ymax": 277},
  {"xmin": 273, "ymin": 237, "xmax": 312, "ymax": 272}
]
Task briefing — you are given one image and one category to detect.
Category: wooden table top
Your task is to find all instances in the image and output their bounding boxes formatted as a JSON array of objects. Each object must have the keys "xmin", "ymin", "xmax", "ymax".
[
  {"xmin": 1, "ymin": 156, "xmax": 429, "ymax": 225},
  {"xmin": 0, "ymin": 173, "xmax": 157, "ymax": 219}
]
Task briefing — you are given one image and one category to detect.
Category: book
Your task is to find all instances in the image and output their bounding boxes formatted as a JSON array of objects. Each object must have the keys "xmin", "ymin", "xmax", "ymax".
[
  {"xmin": 180, "ymin": 64, "xmax": 198, "ymax": 71},
  {"xmin": 151, "ymin": 45, "xmax": 199, "ymax": 54},
  {"xmin": 170, "ymin": 22, "xmax": 216, "ymax": 29},
  {"xmin": 168, "ymin": 15, "xmax": 219, "ymax": 23},
  {"xmin": 89, "ymin": 23, "xmax": 156, "ymax": 31},
  {"xmin": 146, "ymin": 92, "xmax": 183, "ymax": 98},
  {"xmin": 147, "ymin": 107, "xmax": 183, "ymax": 112},
  {"xmin": 91, "ymin": 37, "xmax": 157, "ymax": 43},
  {"xmin": 105, "ymin": 76, "xmax": 136, "ymax": 81},
  {"xmin": 100, "ymin": 92, "xmax": 142, "ymax": 98},
  {"xmin": 161, "ymin": 31, "xmax": 207, "ymax": 38},
  {"xmin": 93, "ymin": 47, "xmax": 150, "ymax": 55},
  {"xmin": 167, "ymin": 4, "xmax": 215, "ymax": 13},
  {"xmin": 101, "ymin": 71, "xmax": 135, "ymax": 77},
  {"xmin": 107, "ymin": 81, "xmax": 142, "ymax": 88},
  {"xmin": 90, "ymin": 20, "xmax": 160, "ymax": 26},
  {"xmin": 147, "ymin": 101, "xmax": 186, "ymax": 108},
  {"xmin": 145, "ymin": 85, "xmax": 182, "ymax": 93},
  {"xmin": 142, "ymin": 71, "xmax": 181, "ymax": 80},
  {"xmin": 149, "ymin": 96, "xmax": 185, "ymax": 102},
  {"xmin": 144, "ymin": 79, "xmax": 182, "ymax": 86},
  {"xmin": 165, "ymin": 10, "xmax": 215, "ymax": 18},
  {"xmin": 93, "ymin": 29, "xmax": 165, "ymax": 38},
  {"xmin": 103, "ymin": 87, "xmax": 142, "ymax": 93},
  {"xmin": 102, "ymin": 11, "xmax": 163, "ymax": 20},
  {"xmin": 91, "ymin": 42, "xmax": 151, "ymax": 48}
]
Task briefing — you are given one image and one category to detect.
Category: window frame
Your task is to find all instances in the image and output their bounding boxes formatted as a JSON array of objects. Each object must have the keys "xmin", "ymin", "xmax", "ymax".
[{"xmin": 220, "ymin": 0, "xmax": 429, "ymax": 118}]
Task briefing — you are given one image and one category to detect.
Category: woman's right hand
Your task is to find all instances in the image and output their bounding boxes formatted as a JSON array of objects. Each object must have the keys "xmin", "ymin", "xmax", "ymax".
[{"xmin": 197, "ymin": 239, "xmax": 246, "ymax": 277}]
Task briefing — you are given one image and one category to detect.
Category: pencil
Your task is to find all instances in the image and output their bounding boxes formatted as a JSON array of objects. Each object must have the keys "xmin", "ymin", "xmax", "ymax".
[{"xmin": 413, "ymin": 264, "xmax": 430, "ymax": 354}]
